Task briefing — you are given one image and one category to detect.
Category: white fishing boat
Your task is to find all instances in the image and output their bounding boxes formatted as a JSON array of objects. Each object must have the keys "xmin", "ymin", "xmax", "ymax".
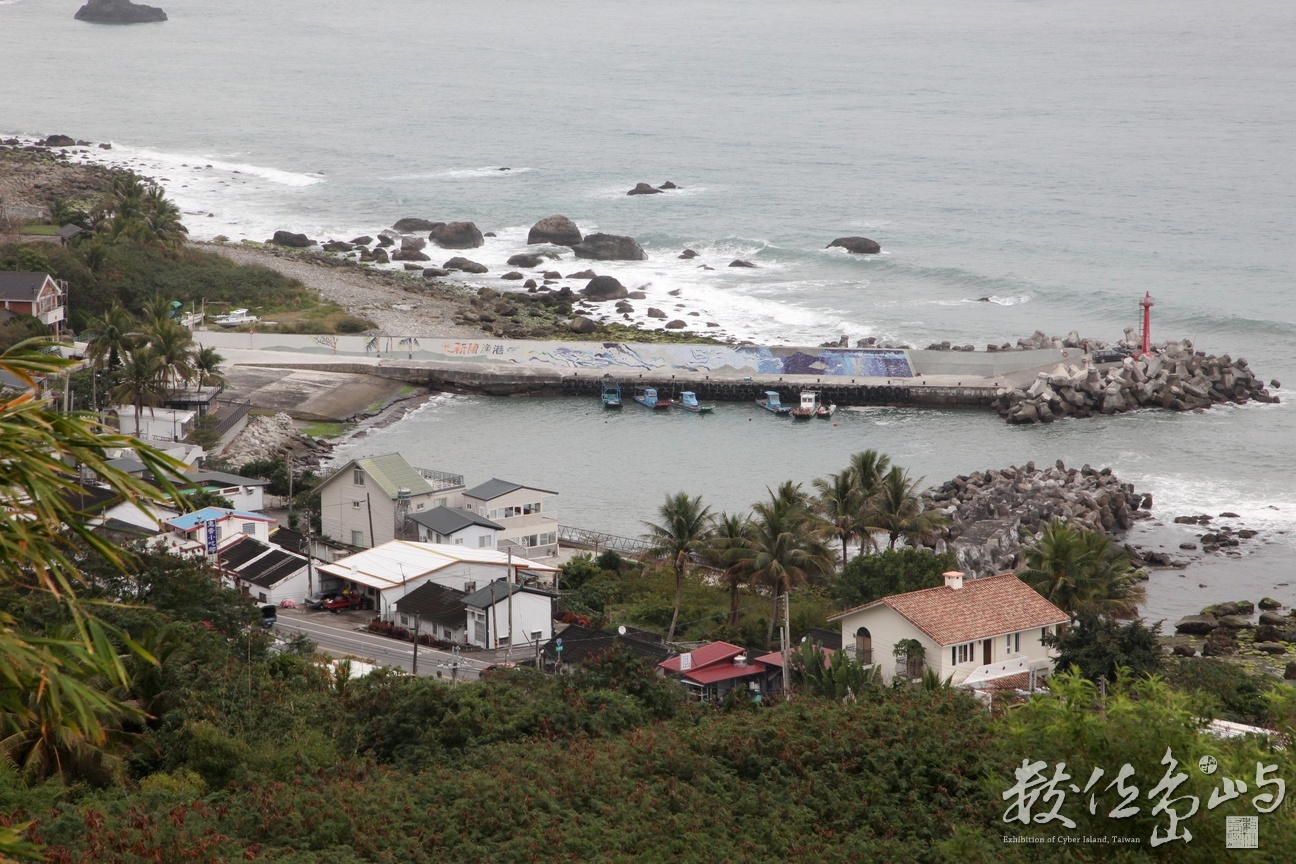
[{"xmin": 214, "ymin": 308, "xmax": 259, "ymax": 327}]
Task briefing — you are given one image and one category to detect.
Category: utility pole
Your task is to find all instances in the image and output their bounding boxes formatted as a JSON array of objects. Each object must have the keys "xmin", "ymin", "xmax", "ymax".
[
  {"xmin": 366, "ymin": 492, "xmax": 375, "ymax": 548},
  {"xmin": 781, "ymin": 589, "xmax": 792, "ymax": 696},
  {"xmin": 505, "ymin": 549, "xmax": 515, "ymax": 662},
  {"xmin": 287, "ymin": 452, "xmax": 294, "ymax": 520},
  {"xmin": 411, "ymin": 613, "xmax": 421, "ymax": 675}
]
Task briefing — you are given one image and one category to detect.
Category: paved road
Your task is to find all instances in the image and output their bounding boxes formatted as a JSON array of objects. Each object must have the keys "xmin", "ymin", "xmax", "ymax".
[{"xmin": 274, "ymin": 610, "xmax": 481, "ymax": 682}]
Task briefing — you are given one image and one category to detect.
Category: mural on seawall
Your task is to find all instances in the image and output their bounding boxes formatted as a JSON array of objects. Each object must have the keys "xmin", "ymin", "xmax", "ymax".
[{"xmin": 440, "ymin": 340, "xmax": 916, "ymax": 378}]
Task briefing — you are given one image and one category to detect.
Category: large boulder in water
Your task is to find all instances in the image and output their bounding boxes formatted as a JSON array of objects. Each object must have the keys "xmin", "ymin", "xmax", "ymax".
[
  {"xmin": 627, "ymin": 182, "xmax": 662, "ymax": 196},
  {"xmin": 507, "ymin": 253, "xmax": 547, "ymax": 268},
  {"xmin": 75, "ymin": 0, "xmax": 167, "ymax": 23},
  {"xmin": 580, "ymin": 276, "xmax": 628, "ymax": 301},
  {"xmin": 269, "ymin": 230, "xmax": 312, "ymax": 248},
  {"xmin": 527, "ymin": 214, "xmax": 582, "ymax": 247},
  {"xmin": 43, "ymin": 134, "xmax": 77, "ymax": 147},
  {"xmin": 430, "ymin": 221, "xmax": 484, "ymax": 249},
  {"xmin": 572, "ymin": 233, "xmax": 646, "ymax": 261},
  {"xmin": 827, "ymin": 236, "xmax": 882, "ymax": 254},
  {"xmin": 392, "ymin": 218, "xmax": 441, "ymax": 232},
  {"xmin": 443, "ymin": 257, "xmax": 488, "ymax": 274}
]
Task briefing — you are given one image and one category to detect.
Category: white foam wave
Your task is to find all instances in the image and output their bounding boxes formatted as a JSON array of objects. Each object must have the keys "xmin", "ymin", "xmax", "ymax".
[
  {"xmin": 1128, "ymin": 471, "xmax": 1296, "ymax": 540},
  {"xmin": 388, "ymin": 167, "xmax": 533, "ymax": 180}
]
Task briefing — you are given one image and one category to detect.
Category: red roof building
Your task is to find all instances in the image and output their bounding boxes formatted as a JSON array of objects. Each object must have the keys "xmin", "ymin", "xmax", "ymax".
[{"xmin": 659, "ymin": 641, "xmax": 775, "ymax": 702}]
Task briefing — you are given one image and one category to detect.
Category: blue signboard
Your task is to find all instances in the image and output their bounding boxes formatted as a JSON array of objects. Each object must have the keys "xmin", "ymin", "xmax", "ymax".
[{"xmin": 205, "ymin": 520, "xmax": 219, "ymax": 555}]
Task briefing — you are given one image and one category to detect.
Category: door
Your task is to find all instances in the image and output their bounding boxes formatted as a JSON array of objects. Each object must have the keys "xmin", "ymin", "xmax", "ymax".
[{"xmin": 983, "ymin": 639, "xmax": 992, "ymax": 665}]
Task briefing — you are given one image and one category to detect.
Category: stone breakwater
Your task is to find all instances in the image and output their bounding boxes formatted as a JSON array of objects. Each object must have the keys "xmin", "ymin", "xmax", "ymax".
[
  {"xmin": 991, "ymin": 338, "xmax": 1279, "ymax": 425},
  {"xmin": 220, "ymin": 413, "xmax": 332, "ymax": 470},
  {"xmin": 920, "ymin": 460, "xmax": 1149, "ymax": 576}
]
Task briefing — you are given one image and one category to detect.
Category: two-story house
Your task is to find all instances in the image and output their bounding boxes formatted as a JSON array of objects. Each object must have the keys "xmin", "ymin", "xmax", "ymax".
[
  {"xmin": 461, "ymin": 478, "xmax": 559, "ymax": 557},
  {"xmin": 829, "ymin": 571, "xmax": 1069, "ymax": 688},
  {"xmin": 316, "ymin": 453, "xmax": 464, "ymax": 547},
  {"xmin": 0, "ymin": 271, "xmax": 65, "ymax": 337},
  {"xmin": 408, "ymin": 506, "xmax": 503, "ymax": 548},
  {"xmin": 159, "ymin": 506, "xmax": 277, "ymax": 557}
]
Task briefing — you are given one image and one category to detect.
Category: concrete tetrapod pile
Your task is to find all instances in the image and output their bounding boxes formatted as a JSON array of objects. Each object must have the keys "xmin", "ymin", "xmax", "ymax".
[
  {"xmin": 991, "ymin": 339, "xmax": 1279, "ymax": 425},
  {"xmin": 920, "ymin": 460, "xmax": 1149, "ymax": 576}
]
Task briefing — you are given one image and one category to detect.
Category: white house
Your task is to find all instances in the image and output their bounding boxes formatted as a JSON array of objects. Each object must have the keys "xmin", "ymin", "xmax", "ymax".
[
  {"xmin": 829, "ymin": 571, "xmax": 1069, "ymax": 688},
  {"xmin": 315, "ymin": 540, "xmax": 560, "ymax": 622},
  {"xmin": 159, "ymin": 507, "xmax": 276, "ymax": 557},
  {"xmin": 461, "ymin": 478, "xmax": 559, "ymax": 557},
  {"xmin": 408, "ymin": 506, "xmax": 503, "ymax": 548},
  {"xmin": 316, "ymin": 453, "xmax": 464, "ymax": 547},
  {"xmin": 219, "ymin": 536, "xmax": 310, "ymax": 606},
  {"xmin": 111, "ymin": 406, "xmax": 196, "ymax": 443},
  {"xmin": 461, "ymin": 579, "xmax": 556, "ymax": 651},
  {"xmin": 184, "ymin": 468, "xmax": 269, "ymax": 512}
]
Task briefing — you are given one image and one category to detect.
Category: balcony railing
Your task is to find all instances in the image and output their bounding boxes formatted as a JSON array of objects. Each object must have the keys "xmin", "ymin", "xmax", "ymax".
[{"xmin": 415, "ymin": 467, "xmax": 465, "ymax": 491}]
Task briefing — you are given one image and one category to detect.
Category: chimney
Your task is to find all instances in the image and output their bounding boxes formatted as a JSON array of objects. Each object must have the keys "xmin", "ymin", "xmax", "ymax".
[{"xmin": 943, "ymin": 570, "xmax": 964, "ymax": 590}]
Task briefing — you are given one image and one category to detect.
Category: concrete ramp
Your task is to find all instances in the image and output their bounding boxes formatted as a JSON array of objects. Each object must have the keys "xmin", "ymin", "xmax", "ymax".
[{"xmin": 222, "ymin": 366, "xmax": 410, "ymax": 421}]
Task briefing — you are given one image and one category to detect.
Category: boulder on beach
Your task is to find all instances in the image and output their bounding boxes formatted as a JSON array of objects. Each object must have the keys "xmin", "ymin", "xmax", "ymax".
[
  {"xmin": 665, "ymin": 319, "xmax": 687, "ymax": 329},
  {"xmin": 659, "ymin": 181, "xmax": 680, "ymax": 190},
  {"xmin": 322, "ymin": 241, "xmax": 354, "ymax": 253},
  {"xmin": 729, "ymin": 259, "xmax": 756, "ymax": 268},
  {"xmin": 647, "ymin": 308, "xmax": 667, "ymax": 319},
  {"xmin": 1173, "ymin": 614, "xmax": 1218, "ymax": 636},
  {"xmin": 626, "ymin": 291, "xmax": 647, "ymax": 299},
  {"xmin": 507, "ymin": 253, "xmax": 546, "ymax": 268},
  {"xmin": 679, "ymin": 249, "xmax": 698, "ymax": 259},
  {"xmin": 572, "ymin": 233, "xmax": 646, "ymax": 261},
  {"xmin": 627, "ymin": 182, "xmax": 662, "ymax": 196},
  {"xmin": 527, "ymin": 214, "xmax": 583, "ymax": 247},
  {"xmin": 269, "ymin": 230, "xmax": 312, "ymax": 248},
  {"xmin": 401, "ymin": 236, "xmax": 427, "ymax": 252},
  {"xmin": 580, "ymin": 275, "xmax": 628, "ymax": 301},
  {"xmin": 566, "ymin": 269, "xmax": 596, "ymax": 280},
  {"xmin": 501, "ymin": 271, "xmax": 525, "ymax": 281},
  {"xmin": 568, "ymin": 316, "xmax": 598, "ymax": 334},
  {"xmin": 350, "ymin": 236, "xmax": 374, "ymax": 246},
  {"xmin": 443, "ymin": 257, "xmax": 488, "ymax": 274},
  {"xmin": 75, "ymin": 0, "xmax": 167, "ymax": 24},
  {"xmin": 392, "ymin": 218, "xmax": 441, "ymax": 232},
  {"xmin": 430, "ymin": 221, "xmax": 484, "ymax": 249},
  {"xmin": 376, "ymin": 235, "xmax": 395, "ymax": 247},
  {"xmin": 422, "ymin": 268, "xmax": 450, "ymax": 278},
  {"xmin": 827, "ymin": 236, "xmax": 882, "ymax": 254},
  {"xmin": 43, "ymin": 134, "xmax": 77, "ymax": 147},
  {"xmin": 391, "ymin": 249, "xmax": 430, "ymax": 262},
  {"xmin": 369, "ymin": 248, "xmax": 390, "ymax": 264}
]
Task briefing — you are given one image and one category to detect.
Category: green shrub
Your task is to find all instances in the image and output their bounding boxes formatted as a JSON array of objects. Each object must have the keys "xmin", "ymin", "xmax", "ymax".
[{"xmin": 335, "ymin": 315, "xmax": 371, "ymax": 334}]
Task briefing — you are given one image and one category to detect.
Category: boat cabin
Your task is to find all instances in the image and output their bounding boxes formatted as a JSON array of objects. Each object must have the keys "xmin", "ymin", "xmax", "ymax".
[{"xmin": 799, "ymin": 392, "xmax": 818, "ymax": 410}]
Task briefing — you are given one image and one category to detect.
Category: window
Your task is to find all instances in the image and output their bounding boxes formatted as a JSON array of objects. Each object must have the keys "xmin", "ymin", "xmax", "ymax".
[
  {"xmin": 257, "ymin": 592, "xmax": 266, "ymax": 602},
  {"xmin": 454, "ymin": 537, "xmax": 463, "ymax": 545},
  {"xmin": 531, "ymin": 630, "xmax": 542, "ymax": 643},
  {"xmin": 478, "ymin": 535, "xmax": 491, "ymax": 548},
  {"xmin": 415, "ymin": 503, "xmax": 424, "ymax": 510},
  {"xmin": 1004, "ymin": 632, "xmax": 1020, "ymax": 653},
  {"xmin": 352, "ymin": 500, "xmax": 362, "ymax": 509},
  {"xmin": 1041, "ymin": 626, "xmax": 1052, "ymax": 641},
  {"xmin": 435, "ymin": 497, "xmax": 448, "ymax": 508},
  {"xmin": 353, "ymin": 468, "xmax": 365, "ymax": 486},
  {"xmin": 242, "ymin": 522, "xmax": 256, "ymax": 535},
  {"xmin": 443, "ymin": 627, "xmax": 453, "ymax": 640},
  {"xmin": 952, "ymin": 643, "xmax": 974, "ymax": 664},
  {"xmin": 351, "ymin": 530, "xmax": 364, "ymax": 546},
  {"xmin": 400, "ymin": 614, "xmax": 409, "ymax": 627}
]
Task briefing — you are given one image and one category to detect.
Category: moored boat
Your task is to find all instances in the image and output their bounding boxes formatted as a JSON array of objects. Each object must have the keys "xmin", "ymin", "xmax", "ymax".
[
  {"xmin": 791, "ymin": 391, "xmax": 819, "ymax": 420},
  {"xmin": 756, "ymin": 391, "xmax": 792, "ymax": 415},
  {"xmin": 816, "ymin": 402, "xmax": 837, "ymax": 418},
  {"xmin": 673, "ymin": 391, "xmax": 715, "ymax": 413},
  {"xmin": 601, "ymin": 381, "xmax": 623, "ymax": 409},
  {"xmin": 633, "ymin": 387, "xmax": 672, "ymax": 409}
]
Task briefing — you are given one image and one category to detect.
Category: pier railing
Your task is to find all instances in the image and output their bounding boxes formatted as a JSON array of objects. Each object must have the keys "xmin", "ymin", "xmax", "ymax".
[{"xmin": 558, "ymin": 525, "xmax": 655, "ymax": 555}]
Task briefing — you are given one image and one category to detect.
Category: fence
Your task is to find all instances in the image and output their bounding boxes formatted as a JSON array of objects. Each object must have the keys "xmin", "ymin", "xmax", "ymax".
[
  {"xmin": 558, "ymin": 525, "xmax": 655, "ymax": 556},
  {"xmin": 209, "ymin": 399, "xmax": 251, "ymax": 439}
]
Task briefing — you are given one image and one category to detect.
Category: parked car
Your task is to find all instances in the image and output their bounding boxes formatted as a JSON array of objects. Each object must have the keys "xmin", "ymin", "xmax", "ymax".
[
  {"xmin": 304, "ymin": 591, "xmax": 330, "ymax": 610},
  {"xmin": 259, "ymin": 604, "xmax": 278, "ymax": 629},
  {"xmin": 321, "ymin": 592, "xmax": 371, "ymax": 612},
  {"xmin": 1091, "ymin": 348, "xmax": 1132, "ymax": 364}
]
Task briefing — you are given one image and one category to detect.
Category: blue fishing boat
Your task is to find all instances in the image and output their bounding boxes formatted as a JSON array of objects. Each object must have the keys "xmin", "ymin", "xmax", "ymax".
[
  {"xmin": 673, "ymin": 391, "xmax": 715, "ymax": 413},
  {"xmin": 634, "ymin": 387, "xmax": 672, "ymax": 409},
  {"xmin": 601, "ymin": 381, "xmax": 623, "ymax": 409},
  {"xmin": 756, "ymin": 391, "xmax": 792, "ymax": 415}
]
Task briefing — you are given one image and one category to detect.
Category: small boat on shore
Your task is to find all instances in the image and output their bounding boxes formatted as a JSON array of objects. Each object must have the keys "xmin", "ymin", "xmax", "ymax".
[
  {"xmin": 634, "ymin": 387, "xmax": 671, "ymax": 409},
  {"xmin": 791, "ymin": 391, "xmax": 819, "ymax": 420},
  {"xmin": 214, "ymin": 308, "xmax": 259, "ymax": 328},
  {"xmin": 673, "ymin": 391, "xmax": 715, "ymax": 414},
  {"xmin": 601, "ymin": 382, "xmax": 623, "ymax": 409},
  {"xmin": 756, "ymin": 391, "xmax": 792, "ymax": 415}
]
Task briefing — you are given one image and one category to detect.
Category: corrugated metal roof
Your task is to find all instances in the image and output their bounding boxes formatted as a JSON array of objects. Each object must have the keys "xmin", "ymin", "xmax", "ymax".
[
  {"xmin": 408, "ymin": 506, "xmax": 503, "ymax": 535},
  {"xmin": 461, "ymin": 578, "xmax": 555, "ymax": 609},
  {"xmin": 464, "ymin": 477, "xmax": 558, "ymax": 501},
  {"xmin": 317, "ymin": 540, "xmax": 559, "ymax": 593},
  {"xmin": 356, "ymin": 453, "xmax": 435, "ymax": 499}
]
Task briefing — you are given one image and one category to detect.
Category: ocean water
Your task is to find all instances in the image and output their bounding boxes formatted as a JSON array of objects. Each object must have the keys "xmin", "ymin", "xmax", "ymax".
[{"xmin": 4, "ymin": 0, "xmax": 1294, "ymax": 614}]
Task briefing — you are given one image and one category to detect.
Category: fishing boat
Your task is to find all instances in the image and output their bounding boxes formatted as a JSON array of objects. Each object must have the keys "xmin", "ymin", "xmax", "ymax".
[
  {"xmin": 633, "ymin": 387, "xmax": 671, "ymax": 409},
  {"xmin": 601, "ymin": 381, "xmax": 623, "ymax": 409},
  {"xmin": 756, "ymin": 391, "xmax": 792, "ymax": 415},
  {"xmin": 816, "ymin": 401, "xmax": 837, "ymax": 418},
  {"xmin": 790, "ymin": 391, "xmax": 819, "ymax": 420},
  {"xmin": 672, "ymin": 391, "xmax": 715, "ymax": 413},
  {"xmin": 214, "ymin": 308, "xmax": 259, "ymax": 328}
]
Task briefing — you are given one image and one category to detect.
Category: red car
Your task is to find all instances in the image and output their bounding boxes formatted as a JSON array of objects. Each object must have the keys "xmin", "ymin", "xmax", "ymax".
[{"xmin": 321, "ymin": 593, "xmax": 371, "ymax": 612}]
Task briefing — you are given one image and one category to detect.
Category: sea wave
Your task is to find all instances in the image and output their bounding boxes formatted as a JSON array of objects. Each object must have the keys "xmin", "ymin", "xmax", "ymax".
[{"xmin": 388, "ymin": 167, "xmax": 533, "ymax": 180}]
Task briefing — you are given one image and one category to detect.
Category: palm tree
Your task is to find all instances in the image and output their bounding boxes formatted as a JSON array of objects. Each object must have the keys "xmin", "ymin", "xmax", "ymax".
[
  {"xmin": 736, "ymin": 489, "xmax": 833, "ymax": 644},
  {"xmin": 642, "ymin": 492, "xmax": 713, "ymax": 643},
  {"xmin": 864, "ymin": 467, "xmax": 945, "ymax": 550},
  {"xmin": 704, "ymin": 512, "xmax": 755, "ymax": 627},
  {"xmin": 147, "ymin": 318, "xmax": 196, "ymax": 394},
  {"xmin": 848, "ymin": 449, "xmax": 893, "ymax": 553},
  {"xmin": 194, "ymin": 346, "xmax": 225, "ymax": 396},
  {"xmin": 0, "ymin": 341, "xmax": 186, "ymax": 860},
  {"xmin": 110, "ymin": 347, "xmax": 165, "ymax": 434},
  {"xmin": 141, "ymin": 185, "xmax": 188, "ymax": 248},
  {"xmin": 83, "ymin": 306, "xmax": 139, "ymax": 411},
  {"xmin": 1019, "ymin": 520, "xmax": 1145, "ymax": 618},
  {"xmin": 813, "ymin": 469, "xmax": 860, "ymax": 570}
]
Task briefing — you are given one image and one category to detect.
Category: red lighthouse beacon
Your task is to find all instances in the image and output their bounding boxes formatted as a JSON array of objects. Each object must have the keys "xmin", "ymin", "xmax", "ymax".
[{"xmin": 1138, "ymin": 292, "xmax": 1154, "ymax": 358}]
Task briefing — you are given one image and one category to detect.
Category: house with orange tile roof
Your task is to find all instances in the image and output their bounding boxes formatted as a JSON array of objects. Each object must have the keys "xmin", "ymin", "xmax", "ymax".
[{"xmin": 828, "ymin": 571, "xmax": 1068, "ymax": 688}]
